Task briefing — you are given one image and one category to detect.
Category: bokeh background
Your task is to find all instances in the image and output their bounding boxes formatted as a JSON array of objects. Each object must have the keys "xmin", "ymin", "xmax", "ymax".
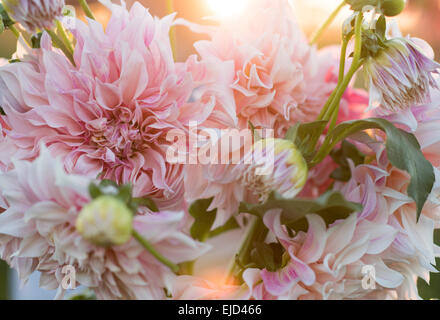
[
  {"xmin": 0, "ymin": 0, "xmax": 439, "ymax": 299},
  {"xmin": 1, "ymin": 0, "xmax": 440, "ymax": 59}
]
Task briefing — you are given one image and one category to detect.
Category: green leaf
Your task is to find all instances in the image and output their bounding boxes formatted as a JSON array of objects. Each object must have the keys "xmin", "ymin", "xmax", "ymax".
[
  {"xmin": 116, "ymin": 184, "xmax": 132, "ymax": 204},
  {"xmin": 239, "ymin": 191, "xmax": 362, "ymax": 232},
  {"xmin": 285, "ymin": 121, "xmax": 327, "ymax": 161},
  {"xmin": 250, "ymin": 242, "xmax": 284, "ymax": 272},
  {"xmin": 99, "ymin": 179, "xmax": 118, "ymax": 188},
  {"xmin": 314, "ymin": 118, "xmax": 435, "ymax": 219},
  {"xmin": 0, "ymin": 18, "xmax": 4, "ymax": 34},
  {"xmin": 418, "ymin": 230, "xmax": 440, "ymax": 300},
  {"xmin": 88, "ymin": 180, "xmax": 156, "ymax": 214},
  {"xmin": 189, "ymin": 198, "xmax": 217, "ymax": 241},
  {"xmin": 88, "ymin": 183, "xmax": 102, "ymax": 199}
]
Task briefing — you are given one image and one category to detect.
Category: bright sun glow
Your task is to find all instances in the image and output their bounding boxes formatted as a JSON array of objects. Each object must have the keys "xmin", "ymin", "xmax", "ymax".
[{"xmin": 207, "ymin": 0, "xmax": 249, "ymax": 18}]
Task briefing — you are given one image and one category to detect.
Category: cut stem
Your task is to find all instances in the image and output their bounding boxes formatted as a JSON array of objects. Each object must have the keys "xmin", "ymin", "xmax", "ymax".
[
  {"xmin": 310, "ymin": 1, "xmax": 346, "ymax": 45},
  {"xmin": 132, "ymin": 229, "xmax": 179, "ymax": 273},
  {"xmin": 79, "ymin": 0, "xmax": 96, "ymax": 20},
  {"xmin": 56, "ymin": 20, "xmax": 74, "ymax": 56}
]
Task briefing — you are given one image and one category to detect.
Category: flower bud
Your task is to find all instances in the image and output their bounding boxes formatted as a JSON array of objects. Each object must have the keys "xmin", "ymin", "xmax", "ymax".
[
  {"xmin": 242, "ymin": 138, "xmax": 308, "ymax": 201},
  {"xmin": 363, "ymin": 38, "xmax": 440, "ymax": 113},
  {"xmin": 2, "ymin": 0, "xmax": 65, "ymax": 32},
  {"xmin": 76, "ymin": 196, "xmax": 133, "ymax": 247},
  {"xmin": 380, "ymin": 0, "xmax": 406, "ymax": 17}
]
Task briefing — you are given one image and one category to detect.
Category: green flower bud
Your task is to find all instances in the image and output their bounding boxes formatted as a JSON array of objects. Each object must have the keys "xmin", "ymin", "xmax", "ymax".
[
  {"xmin": 76, "ymin": 196, "xmax": 133, "ymax": 247},
  {"xmin": 380, "ymin": 0, "xmax": 406, "ymax": 17}
]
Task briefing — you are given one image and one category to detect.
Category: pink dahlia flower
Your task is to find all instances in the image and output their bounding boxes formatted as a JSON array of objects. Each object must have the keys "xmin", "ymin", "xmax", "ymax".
[
  {"xmin": 0, "ymin": 147, "xmax": 210, "ymax": 299},
  {"xmin": 0, "ymin": 1, "xmax": 196, "ymax": 210},
  {"xmin": 241, "ymin": 91, "xmax": 440, "ymax": 299},
  {"xmin": 244, "ymin": 209, "xmax": 402, "ymax": 300},
  {"xmin": 180, "ymin": 0, "xmax": 357, "ymax": 136},
  {"xmin": 184, "ymin": 60, "xmax": 368, "ymax": 228}
]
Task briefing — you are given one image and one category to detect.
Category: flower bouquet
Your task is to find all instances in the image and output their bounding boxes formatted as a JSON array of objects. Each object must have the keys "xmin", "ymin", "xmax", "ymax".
[{"xmin": 0, "ymin": 0, "xmax": 439, "ymax": 300}]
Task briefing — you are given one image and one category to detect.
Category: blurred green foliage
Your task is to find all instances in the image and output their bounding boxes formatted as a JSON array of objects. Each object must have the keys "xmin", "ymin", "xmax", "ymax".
[
  {"xmin": 418, "ymin": 230, "xmax": 440, "ymax": 300},
  {"xmin": 0, "ymin": 30, "xmax": 16, "ymax": 58},
  {"xmin": 0, "ymin": 259, "xmax": 9, "ymax": 300}
]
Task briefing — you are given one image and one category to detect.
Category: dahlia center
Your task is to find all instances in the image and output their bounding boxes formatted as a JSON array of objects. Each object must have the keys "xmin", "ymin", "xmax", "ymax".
[{"xmin": 86, "ymin": 114, "xmax": 149, "ymax": 161}]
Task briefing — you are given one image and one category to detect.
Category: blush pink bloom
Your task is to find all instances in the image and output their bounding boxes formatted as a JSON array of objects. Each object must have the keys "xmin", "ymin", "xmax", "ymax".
[
  {"xmin": 0, "ymin": 1, "xmax": 197, "ymax": 210},
  {"xmin": 184, "ymin": 129, "xmax": 253, "ymax": 227},
  {"xmin": 180, "ymin": 0, "xmax": 340, "ymax": 135},
  {"xmin": 241, "ymin": 93, "xmax": 440, "ymax": 299},
  {"xmin": 243, "ymin": 209, "xmax": 402, "ymax": 300},
  {"xmin": 0, "ymin": 147, "xmax": 210, "ymax": 299},
  {"xmin": 182, "ymin": 0, "xmax": 368, "ymax": 226}
]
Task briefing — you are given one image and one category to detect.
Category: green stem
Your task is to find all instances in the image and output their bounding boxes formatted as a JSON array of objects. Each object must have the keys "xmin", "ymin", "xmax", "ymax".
[
  {"xmin": 328, "ymin": 38, "xmax": 349, "ymax": 131},
  {"xmin": 179, "ymin": 260, "xmax": 195, "ymax": 275},
  {"xmin": 56, "ymin": 20, "xmax": 74, "ymax": 56},
  {"xmin": 9, "ymin": 25, "xmax": 32, "ymax": 48},
  {"xmin": 132, "ymin": 229, "xmax": 179, "ymax": 273},
  {"xmin": 317, "ymin": 84, "xmax": 338, "ymax": 121},
  {"xmin": 311, "ymin": 13, "xmax": 364, "ymax": 167},
  {"xmin": 338, "ymin": 39, "xmax": 349, "ymax": 82},
  {"xmin": 166, "ymin": 0, "xmax": 177, "ymax": 59},
  {"xmin": 9, "ymin": 25, "xmax": 20, "ymax": 39},
  {"xmin": 79, "ymin": 0, "xmax": 96, "ymax": 20},
  {"xmin": 322, "ymin": 12, "xmax": 363, "ymax": 123},
  {"xmin": 310, "ymin": 1, "xmax": 346, "ymax": 45},
  {"xmin": 312, "ymin": 37, "xmax": 349, "ymax": 153},
  {"xmin": 224, "ymin": 217, "xmax": 267, "ymax": 285},
  {"xmin": 45, "ymin": 29, "xmax": 76, "ymax": 66}
]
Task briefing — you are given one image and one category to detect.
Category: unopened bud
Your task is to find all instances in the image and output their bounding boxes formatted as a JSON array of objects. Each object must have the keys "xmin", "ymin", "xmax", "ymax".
[
  {"xmin": 363, "ymin": 38, "xmax": 440, "ymax": 113},
  {"xmin": 242, "ymin": 138, "xmax": 308, "ymax": 201},
  {"xmin": 3, "ymin": 0, "xmax": 65, "ymax": 32},
  {"xmin": 76, "ymin": 196, "xmax": 133, "ymax": 247},
  {"xmin": 380, "ymin": 0, "xmax": 406, "ymax": 17}
]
